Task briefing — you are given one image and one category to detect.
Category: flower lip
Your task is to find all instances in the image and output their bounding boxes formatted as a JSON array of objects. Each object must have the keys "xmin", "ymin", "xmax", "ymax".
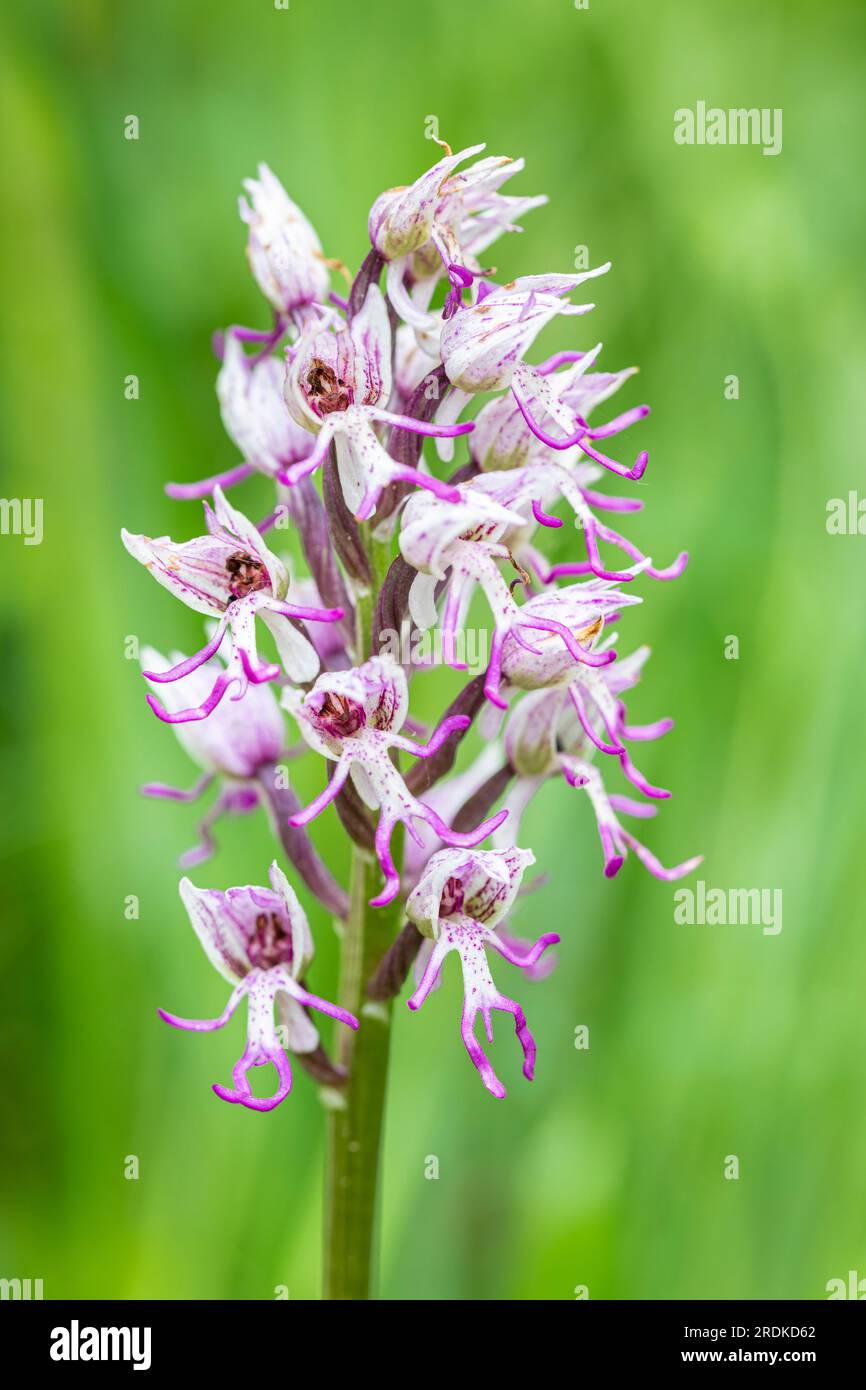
[
  {"xmin": 440, "ymin": 873, "xmax": 467, "ymax": 917},
  {"xmin": 305, "ymin": 358, "xmax": 353, "ymax": 416},
  {"xmin": 226, "ymin": 550, "xmax": 271, "ymax": 600},
  {"xmin": 308, "ymin": 689, "xmax": 366, "ymax": 738},
  {"xmin": 246, "ymin": 907, "xmax": 294, "ymax": 970}
]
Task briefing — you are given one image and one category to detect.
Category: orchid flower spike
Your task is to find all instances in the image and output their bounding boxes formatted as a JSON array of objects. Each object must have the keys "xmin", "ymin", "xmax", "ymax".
[
  {"xmin": 122, "ymin": 141, "xmax": 701, "ymax": 1127},
  {"xmin": 140, "ymin": 644, "xmax": 285, "ymax": 866},
  {"xmin": 122, "ymin": 487, "xmax": 343, "ymax": 724},
  {"xmin": 159, "ymin": 864, "xmax": 358, "ymax": 1112},
  {"xmin": 282, "ymin": 655, "xmax": 508, "ymax": 907},
  {"xmin": 280, "ymin": 284, "xmax": 471, "ymax": 519},
  {"xmin": 406, "ymin": 847, "xmax": 558, "ymax": 1098},
  {"xmin": 239, "ymin": 164, "xmax": 331, "ymax": 322}
]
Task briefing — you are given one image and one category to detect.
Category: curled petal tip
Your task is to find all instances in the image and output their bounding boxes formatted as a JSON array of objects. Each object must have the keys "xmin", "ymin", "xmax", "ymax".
[
  {"xmin": 629, "ymin": 452, "xmax": 649, "ymax": 481},
  {"xmin": 665, "ymin": 551, "xmax": 689, "ymax": 578},
  {"xmin": 483, "ymin": 684, "xmax": 509, "ymax": 710},
  {"xmin": 145, "ymin": 691, "xmax": 172, "ymax": 722},
  {"xmin": 680, "ymin": 855, "xmax": 704, "ymax": 876},
  {"xmin": 212, "ymin": 1083, "xmax": 240, "ymax": 1106},
  {"xmin": 212, "ymin": 1077, "xmax": 290, "ymax": 1113},
  {"xmin": 369, "ymin": 879, "xmax": 400, "ymax": 908}
]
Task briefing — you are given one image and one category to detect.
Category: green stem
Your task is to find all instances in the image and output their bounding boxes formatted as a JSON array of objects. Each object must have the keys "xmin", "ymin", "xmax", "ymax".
[
  {"xmin": 323, "ymin": 845, "xmax": 401, "ymax": 1299},
  {"xmin": 322, "ymin": 531, "xmax": 401, "ymax": 1300}
]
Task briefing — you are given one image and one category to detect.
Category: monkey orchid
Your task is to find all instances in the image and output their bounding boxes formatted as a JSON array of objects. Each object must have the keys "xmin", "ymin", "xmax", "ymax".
[
  {"xmin": 368, "ymin": 141, "xmax": 487, "ymax": 262},
  {"xmin": 159, "ymin": 864, "xmax": 358, "ymax": 1112},
  {"xmin": 496, "ymin": 578, "xmax": 640, "ymax": 697},
  {"xmin": 406, "ymin": 847, "xmax": 558, "ymax": 1098},
  {"xmin": 239, "ymin": 163, "xmax": 331, "ymax": 322},
  {"xmin": 280, "ymin": 284, "xmax": 471, "ymax": 519},
  {"xmin": 282, "ymin": 656, "xmax": 508, "ymax": 906},
  {"xmin": 371, "ymin": 141, "xmax": 546, "ymax": 327},
  {"xmin": 122, "ymin": 486, "xmax": 343, "ymax": 723}
]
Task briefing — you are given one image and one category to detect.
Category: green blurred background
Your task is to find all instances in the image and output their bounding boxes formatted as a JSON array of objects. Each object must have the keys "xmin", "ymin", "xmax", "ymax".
[{"xmin": 2, "ymin": 0, "xmax": 864, "ymax": 1300}]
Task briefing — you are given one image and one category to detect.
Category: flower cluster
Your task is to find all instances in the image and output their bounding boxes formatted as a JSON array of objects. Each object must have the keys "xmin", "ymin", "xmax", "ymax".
[{"xmin": 124, "ymin": 142, "xmax": 699, "ymax": 1107}]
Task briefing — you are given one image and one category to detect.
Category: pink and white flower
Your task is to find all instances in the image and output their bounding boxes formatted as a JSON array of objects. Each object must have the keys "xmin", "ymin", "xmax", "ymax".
[
  {"xmin": 369, "ymin": 142, "xmax": 487, "ymax": 262},
  {"xmin": 373, "ymin": 142, "xmax": 546, "ymax": 325},
  {"xmin": 122, "ymin": 487, "xmax": 342, "ymax": 723},
  {"xmin": 239, "ymin": 164, "xmax": 331, "ymax": 319},
  {"xmin": 279, "ymin": 285, "xmax": 472, "ymax": 519},
  {"xmin": 458, "ymin": 461, "xmax": 688, "ymax": 587},
  {"xmin": 406, "ymin": 847, "xmax": 558, "ymax": 1098},
  {"xmin": 159, "ymin": 864, "xmax": 358, "ymax": 1112},
  {"xmin": 282, "ymin": 655, "xmax": 508, "ymax": 907}
]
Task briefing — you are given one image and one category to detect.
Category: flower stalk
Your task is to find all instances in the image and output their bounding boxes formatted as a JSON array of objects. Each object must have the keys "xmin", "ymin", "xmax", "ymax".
[{"xmin": 324, "ymin": 841, "xmax": 402, "ymax": 1300}]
